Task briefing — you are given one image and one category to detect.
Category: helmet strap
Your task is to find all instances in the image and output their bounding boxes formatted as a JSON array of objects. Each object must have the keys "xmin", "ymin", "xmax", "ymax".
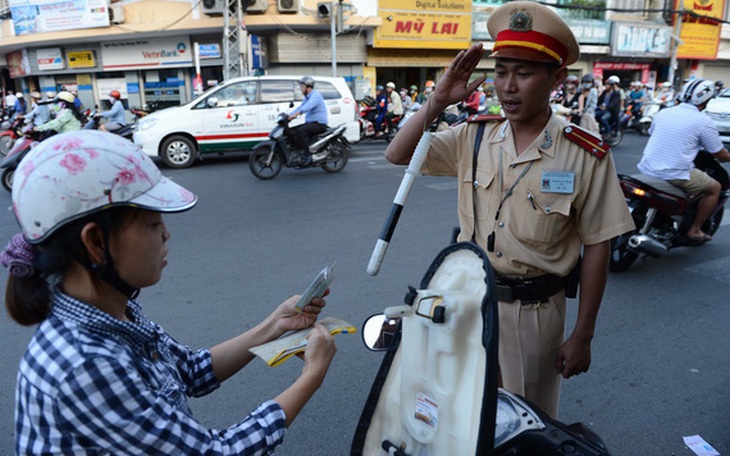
[{"xmin": 78, "ymin": 213, "xmax": 140, "ymax": 300}]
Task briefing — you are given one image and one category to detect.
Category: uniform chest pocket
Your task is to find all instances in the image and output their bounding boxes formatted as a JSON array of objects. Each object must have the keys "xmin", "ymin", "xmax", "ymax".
[
  {"xmin": 459, "ymin": 169, "xmax": 496, "ymax": 221},
  {"xmin": 512, "ymin": 188, "xmax": 573, "ymax": 244}
]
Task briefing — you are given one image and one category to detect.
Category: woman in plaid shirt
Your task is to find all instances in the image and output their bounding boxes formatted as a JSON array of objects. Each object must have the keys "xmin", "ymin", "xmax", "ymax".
[{"xmin": 1, "ymin": 130, "xmax": 336, "ymax": 455}]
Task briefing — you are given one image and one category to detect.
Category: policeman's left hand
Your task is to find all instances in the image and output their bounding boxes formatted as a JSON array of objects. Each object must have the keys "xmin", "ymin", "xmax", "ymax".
[{"xmin": 555, "ymin": 334, "xmax": 591, "ymax": 378}]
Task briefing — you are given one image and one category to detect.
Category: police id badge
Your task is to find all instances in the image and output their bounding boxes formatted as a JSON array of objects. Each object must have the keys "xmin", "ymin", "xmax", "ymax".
[{"xmin": 540, "ymin": 170, "xmax": 575, "ymax": 194}]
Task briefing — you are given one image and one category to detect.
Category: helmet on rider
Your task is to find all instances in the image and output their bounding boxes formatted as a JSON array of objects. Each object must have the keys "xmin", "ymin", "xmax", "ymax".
[
  {"xmin": 109, "ymin": 90, "xmax": 121, "ymax": 100},
  {"xmin": 565, "ymin": 74, "xmax": 579, "ymax": 85},
  {"xmin": 30, "ymin": 91, "xmax": 42, "ymax": 100},
  {"xmin": 424, "ymin": 80, "xmax": 435, "ymax": 89},
  {"xmin": 386, "ymin": 82, "xmax": 396, "ymax": 90},
  {"xmin": 56, "ymin": 91, "xmax": 75, "ymax": 104},
  {"xmin": 679, "ymin": 78, "xmax": 716, "ymax": 106},
  {"xmin": 606, "ymin": 75, "xmax": 620, "ymax": 86},
  {"xmin": 580, "ymin": 74, "xmax": 594, "ymax": 89},
  {"xmin": 410, "ymin": 84, "xmax": 418, "ymax": 91},
  {"xmin": 45, "ymin": 91, "xmax": 57, "ymax": 100},
  {"xmin": 298, "ymin": 76, "xmax": 315, "ymax": 88},
  {"xmin": 375, "ymin": 85, "xmax": 384, "ymax": 91}
]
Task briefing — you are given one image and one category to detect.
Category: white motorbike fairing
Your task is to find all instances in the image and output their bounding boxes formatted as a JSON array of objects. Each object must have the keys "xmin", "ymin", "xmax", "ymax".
[{"xmin": 352, "ymin": 242, "xmax": 499, "ymax": 456}]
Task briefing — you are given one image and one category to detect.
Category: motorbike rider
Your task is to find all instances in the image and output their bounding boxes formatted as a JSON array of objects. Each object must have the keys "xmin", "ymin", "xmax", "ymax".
[
  {"xmin": 384, "ymin": 1, "xmax": 634, "ymax": 418},
  {"xmin": 400, "ymin": 87, "xmax": 413, "ymax": 109},
  {"xmin": 374, "ymin": 84, "xmax": 388, "ymax": 138},
  {"xmin": 96, "ymin": 90, "xmax": 127, "ymax": 133},
  {"xmin": 34, "ymin": 91, "xmax": 82, "ymax": 135},
  {"xmin": 11, "ymin": 92, "xmax": 27, "ymax": 120},
  {"xmin": 385, "ymin": 82, "xmax": 404, "ymax": 132},
  {"xmin": 655, "ymin": 81, "xmax": 675, "ymax": 107},
  {"xmin": 561, "ymin": 74, "xmax": 580, "ymax": 110},
  {"xmin": 1, "ymin": 130, "xmax": 336, "ymax": 454},
  {"xmin": 409, "ymin": 84, "xmax": 419, "ymax": 103},
  {"xmin": 575, "ymin": 74, "xmax": 599, "ymax": 132},
  {"xmin": 596, "ymin": 75, "xmax": 621, "ymax": 137},
  {"xmin": 627, "ymin": 81, "xmax": 646, "ymax": 119},
  {"xmin": 638, "ymin": 78, "xmax": 730, "ymax": 243},
  {"xmin": 714, "ymin": 80, "xmax": 724, "ymax": 96},
  {"xmin": 23, "ymin": 91, "xmax": 51, "ymax": 127},
  {"xmin": 416, "ymin": 80, "xmax": 434, "ymax": 104},
  {"xmin": 287, "ymin": 76, "xmax": 328, "ymax": 165}
]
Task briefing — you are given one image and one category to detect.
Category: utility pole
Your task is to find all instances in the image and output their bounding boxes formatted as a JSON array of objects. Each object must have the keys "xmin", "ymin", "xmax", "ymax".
[
  {"xmin": 330, "ymin": 1, "xmax": 336, "ymax": 76},
  {"xmin": 668, "ymin": 0, "xmax": 684, "ymax": 88},
  {"xmin": 223, "ymin": 0, "xmax": 248, "ymax": 81}
]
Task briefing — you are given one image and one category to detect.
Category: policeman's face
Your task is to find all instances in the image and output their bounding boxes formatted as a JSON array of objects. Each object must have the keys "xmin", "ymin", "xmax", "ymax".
[{"xmin": 494, "ymin": 59, "xmax": 565, "ymax": 125}]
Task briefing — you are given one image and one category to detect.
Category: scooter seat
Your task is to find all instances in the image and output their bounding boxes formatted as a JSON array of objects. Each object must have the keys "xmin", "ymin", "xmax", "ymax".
[{"xmin": 629, "ymin": 174, "xmax": 687, "ymax": 199}]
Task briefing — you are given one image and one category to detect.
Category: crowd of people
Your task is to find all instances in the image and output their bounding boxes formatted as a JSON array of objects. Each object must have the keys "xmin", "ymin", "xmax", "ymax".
[{"xmin": 2, "ymin": 88, "xmax": 127, "ymax": 137}]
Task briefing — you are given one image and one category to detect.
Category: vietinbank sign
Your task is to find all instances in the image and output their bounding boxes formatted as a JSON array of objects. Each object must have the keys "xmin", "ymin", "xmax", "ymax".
[{"xmin": 101, "ymin": 37, "xmax": 192, "ymax": 70}]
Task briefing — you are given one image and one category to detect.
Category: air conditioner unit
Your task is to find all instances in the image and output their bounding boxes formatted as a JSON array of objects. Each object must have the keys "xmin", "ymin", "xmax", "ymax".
[
  {"xmin": 277, "ymin": 0, "xmax": 297, "ymax": 14},
  {"xmin": 109, "ymin": 4, "xmax": 125, "ymax": 24},
  {"xmin": 201, "ymin": 0, "xmax": 224, "ymax": 16},
  {"xmin": 245, "ymin": 0, "xmax": 268, "ymax": 13}
]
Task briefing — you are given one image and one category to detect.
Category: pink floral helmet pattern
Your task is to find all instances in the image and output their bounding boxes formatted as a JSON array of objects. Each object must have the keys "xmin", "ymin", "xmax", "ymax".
[{"xmin": 12, "ymin": 130, "xmax": 197, "ymax": 243}]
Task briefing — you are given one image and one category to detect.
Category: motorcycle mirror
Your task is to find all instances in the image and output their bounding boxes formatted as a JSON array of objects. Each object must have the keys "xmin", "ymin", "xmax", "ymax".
[
  {"xmin": 362, "ymin": 314, "xmax": 400, "ymax": 351},
  {"xmin": 289, "ymin": 101, "xmax": 294, "ymax": 109},
  {"xmin": 207, "ymin": 97, "xmax": 218, "ymax": 108}
]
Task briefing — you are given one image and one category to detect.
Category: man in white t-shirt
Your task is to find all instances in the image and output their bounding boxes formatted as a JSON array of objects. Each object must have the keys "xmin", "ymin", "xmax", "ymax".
[{"xmin": 638, "ymin": 78, "xmax": 730, "ymax": 242}]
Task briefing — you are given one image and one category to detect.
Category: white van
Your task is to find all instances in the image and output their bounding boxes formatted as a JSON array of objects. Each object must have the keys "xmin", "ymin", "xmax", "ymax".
[{"xmin": 133, "ymin": 75, "xmax": 359, "ymax": 168}]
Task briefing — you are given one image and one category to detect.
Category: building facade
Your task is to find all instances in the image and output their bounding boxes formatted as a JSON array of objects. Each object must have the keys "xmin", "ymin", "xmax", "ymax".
[{"xmin": 1, "ymin": 0, "xmax": 729, "ymax": 112}]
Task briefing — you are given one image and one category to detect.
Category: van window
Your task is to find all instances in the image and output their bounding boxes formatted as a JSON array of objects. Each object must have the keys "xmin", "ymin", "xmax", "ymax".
[
  {"xmin": 215, "ymin": 81, "xmax": 258, "ymax": 107},
  {"xmin": 261, "ymin": 80, "xmax": 297, "ymax": 103},
  {"xmin": 316, "ymin": 82, "xmax": 342, "ymax": 100},
  {"xmin": 293, "ymin": 81, "xmax": 341, "ymax": 101}
]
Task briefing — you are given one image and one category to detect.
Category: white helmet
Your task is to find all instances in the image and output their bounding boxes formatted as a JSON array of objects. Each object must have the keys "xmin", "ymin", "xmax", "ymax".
[
  {"xmin": 606, "ymin": 75, "xmax": 620, "ymax": 85},
  {"xmin": 386, "ymin": 82, "xmax": 396, "ymax": 89},
  {"xmin": 12, "ymin": 130, "xmax": 197, "ymax": 243},
  {"xmin": 679, "ymin": 78, "xmax": 716, "ymax": 106},
  {"xmin": 56, "ymin": 91, "xmax": 75, "ymax": 103},
  {"xmin": 15, "ymin": 92, "xmax": 24, "ymax": 98},
  {"xmin": 45, "ymin": 91, "xmax": 57, "ymax": 100}
]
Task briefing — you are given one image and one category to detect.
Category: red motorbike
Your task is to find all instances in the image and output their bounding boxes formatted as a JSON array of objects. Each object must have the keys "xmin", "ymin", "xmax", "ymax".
[
  {"xmin": 358, "ymin": 97, "xmax": 401, "ymax": 142},
  {"xmin": 0, "ymin": 116, "xmax": 24, "ymax": 157},
  {"xmin": 609, "ymin": 151, "xmax": 729, "ymax": 271}
]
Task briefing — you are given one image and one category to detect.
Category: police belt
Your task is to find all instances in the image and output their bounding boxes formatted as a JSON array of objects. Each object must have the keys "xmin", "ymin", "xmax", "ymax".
[{"xmin": 495, "ymin": 273, "xmax": 566, "ymax": 304}]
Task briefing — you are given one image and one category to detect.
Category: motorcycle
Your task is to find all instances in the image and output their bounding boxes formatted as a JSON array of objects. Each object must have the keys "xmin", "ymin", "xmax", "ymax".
[
  {"xmin": 248, "ymin": 112, "xmax": 350, "ymax": 180},
  {"xmin": 359, "ymin": 102, "xmax": 401, "ymax": 142},
  {"xmin": 1, "ymin": 125, "xmax": 52, "ymax": 192},
  {"xmin": 0, "ymin": 115, "xmax": 24, "ymax": 157},
  {"xmin": 84, "ymin": 108, "xmax": 135, "ymax": 141},
  {"xmin": 596, "ymin": 113, "xmax": 623, "ymax": 147},
  {"xmin": 609, "ymin": 151, "xmax": 729, "ymax": 272},
  {"xmin": 637, "ymin": 100, "xmax": 661, "ymax": 136},
  {"xmin": 353, "ymin": 242, "xmax": 611, "ymax": 455},
  {"xmin": 619, "ymin": 102, "xmax": 643, "ymax": 134}
]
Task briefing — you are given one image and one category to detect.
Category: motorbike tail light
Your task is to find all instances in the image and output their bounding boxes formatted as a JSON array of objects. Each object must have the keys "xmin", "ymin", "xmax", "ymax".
[{"xmin": 632, "ymin": 188, "xmax": 646, "ymax": 197}]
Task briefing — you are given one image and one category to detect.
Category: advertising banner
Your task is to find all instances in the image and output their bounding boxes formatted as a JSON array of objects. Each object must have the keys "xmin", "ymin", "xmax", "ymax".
[
  {"xmin": 374, "ymin": 0, "xmax": 472, "ymax": 49},
  {"xmin": 37, "ymin": 47, "xmax": 65, "ymax": 70},
  {"xmin": 9, "ymin": 0, "xmax": 109, "ymax": 36},
  {"xmin": 7, "ymin": 49, "xmax": 31, "ymax": 78},
  {"xmin": 67, "ymin": 50, "xmax": 95, "ymax": 68},
  {"xmin": 472, "ymin": 11, "xmax": 610, "ymax": 44},
  {"xmin": 101, "ymin": 37, "xmax": 193, "ymax": 70},
  {"xmin": 97, "ymin": 78, "xmax": 128, "ymax": 100},
  {"xmin": 612, "ymin": 23, "xmax": 671, "ymax": 57},
  {"xmin": 676, "ymin": 0, "xmax": 726, "ymax": 60}
]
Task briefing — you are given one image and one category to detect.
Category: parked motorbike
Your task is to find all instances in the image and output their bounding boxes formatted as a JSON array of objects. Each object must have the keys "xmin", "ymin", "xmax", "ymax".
[
  {"xmin": 248, "ymin": 112, "xmax": 350, "ymax": 180},
  {"xmin": 609, "ymin": 151, "xmax": 729, "ymax": 272},
  {"xmin": 1, "ymin": 125, "xmax": 52, "ymax": 192},
  {"xmin": 353, "ymin": 242, "xmax": 611, "ymax": 455}
]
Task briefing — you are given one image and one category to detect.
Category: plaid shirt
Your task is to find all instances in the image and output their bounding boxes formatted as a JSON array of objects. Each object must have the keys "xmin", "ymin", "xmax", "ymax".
[{"xmin": 15, "ymin": 291, "xmax": 286, "ymax": 455}]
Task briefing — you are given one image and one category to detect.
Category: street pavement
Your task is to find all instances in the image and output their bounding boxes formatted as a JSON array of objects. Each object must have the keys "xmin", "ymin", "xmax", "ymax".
[{"xmin": 0, "ymin": 130, "xmax": 728, "ymax": 455}]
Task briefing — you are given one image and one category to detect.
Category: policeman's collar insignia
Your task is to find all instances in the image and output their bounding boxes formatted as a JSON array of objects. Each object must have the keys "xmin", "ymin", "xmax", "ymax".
[
  {"xmin": 509, "ymin": 10, "xmax": 533, "ymax": 32},
  {"xmin": 541, "ymin": 129, "xmax": 553, "ymax": 149}
]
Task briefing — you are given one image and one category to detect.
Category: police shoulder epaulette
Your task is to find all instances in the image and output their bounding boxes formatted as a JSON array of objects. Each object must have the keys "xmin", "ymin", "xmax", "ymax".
[
  {"xmin": 466, "ymin": 114, "xmax": 505, "ymax": 123},
  {"xmin": 563, "ymin": 125, "xmax": 609, "ymax": 159}
]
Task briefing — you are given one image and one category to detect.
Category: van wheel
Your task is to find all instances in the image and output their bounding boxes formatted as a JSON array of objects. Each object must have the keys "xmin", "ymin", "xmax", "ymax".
[
  {"xmin": 2, "ymin": 168, "xmax": 14, "ymax": 193},
  {"xmin": 161, "ymin": 136, "xmax": 197, "ymax": 169}
]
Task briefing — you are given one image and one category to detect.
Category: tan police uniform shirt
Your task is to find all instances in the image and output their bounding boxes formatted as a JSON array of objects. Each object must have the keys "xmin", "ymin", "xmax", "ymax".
[{"xmin": 422, "ymin": 112, "xmax": 635, "ymax": 278}]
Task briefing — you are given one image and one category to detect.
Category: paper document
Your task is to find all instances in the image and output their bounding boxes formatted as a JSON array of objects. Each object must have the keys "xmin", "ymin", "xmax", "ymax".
[
  {"xmin": 294, "ymin": 263, "xmax": 335, "ymax": 313},
  {"xmin": 250, "ymin": 316, "xmax": 355, "ymax": 367}
]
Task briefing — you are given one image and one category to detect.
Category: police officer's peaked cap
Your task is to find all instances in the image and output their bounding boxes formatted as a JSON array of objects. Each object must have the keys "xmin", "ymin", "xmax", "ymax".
[{"xmin": 487, "ymin": 1, "xmax": 580, "ymax": 67}]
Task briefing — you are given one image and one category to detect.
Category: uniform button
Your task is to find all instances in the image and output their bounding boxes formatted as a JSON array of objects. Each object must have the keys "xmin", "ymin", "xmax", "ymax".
[
  {"xmin": 496, "ymin": 252, "xmax": 502, "ymax": 258},
  {"xmin": 498, "ymin": 222, "xmax": 504, "ymax": 228},
  {"xmin": 545, "ymin": 207, "xmax": 551, "ymax": 213}
]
